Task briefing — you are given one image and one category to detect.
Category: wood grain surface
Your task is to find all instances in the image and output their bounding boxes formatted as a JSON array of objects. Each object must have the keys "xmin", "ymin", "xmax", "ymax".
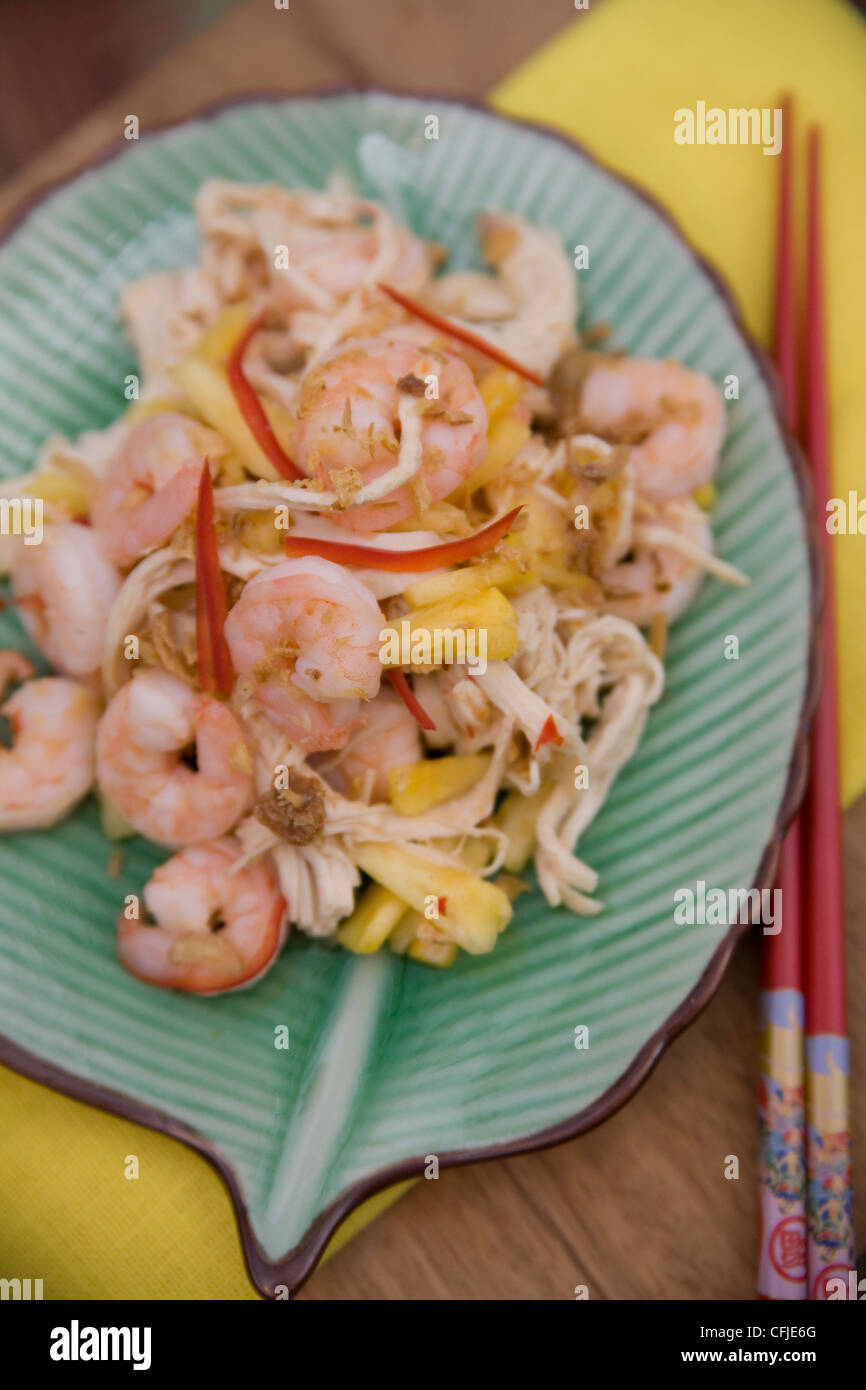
[{"xmin": 0, "ymin": 0, "xmax": 861, "ymax": 1300}]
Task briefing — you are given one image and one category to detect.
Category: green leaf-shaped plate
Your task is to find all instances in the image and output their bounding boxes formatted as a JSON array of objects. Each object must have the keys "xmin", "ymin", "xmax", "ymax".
[{"xmin": 0, "ymin": 92, "xmax": 817, "ymax": 1295}]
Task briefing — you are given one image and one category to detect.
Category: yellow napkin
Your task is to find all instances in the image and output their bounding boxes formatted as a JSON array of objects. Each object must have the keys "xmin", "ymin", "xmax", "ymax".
[
  {"xmin": 0, "ymin": 1064, "xmax": 410, "ymax": 1299},
  {"xmin": 3, "ymin": 0, "xmax": 863, "ymax": 1300}
]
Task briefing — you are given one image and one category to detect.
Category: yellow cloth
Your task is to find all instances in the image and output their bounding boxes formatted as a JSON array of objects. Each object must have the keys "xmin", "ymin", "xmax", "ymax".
[
  {"xmin": 2, "ymin": 0, "xmax": 863, "ymax": 1300},
  {"xmin": 0, "ymin": 1064, "xmax": 410, "ymax": 1299}
]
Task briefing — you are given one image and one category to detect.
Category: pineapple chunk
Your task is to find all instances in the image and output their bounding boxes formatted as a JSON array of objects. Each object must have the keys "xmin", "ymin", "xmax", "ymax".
[
  {"xmin": 337, "ymin": 883, "xmax": 408, "ymax": 954},
  {"xmin": 492, "ymin": 783, "xmax": 549, "ymax": 873},
  {"xmin": 505, "ymin": 496, "xmax": 594, "ymax": 592},
  {"xmin": 195, "ymin": 303, "xmax": 251, "ymax": 364},
  {"xmin": 478, "ymin": 368, "xmax": 524, "ymax": 427},
  {"xmin": 388, "ymin": 836, "xmax": 491, "ymax": 965},
  {"xmin": 390, "ymin": 501, "xmax": 470, "ymax": 535},
  {"xmin": 124, "ymin": 395, "xmax": 189, "ymax": 424},
  {"xmin": 171, "ymin": 356, "xmax": 294, "ymax": 482},
  {"xmin": 387, "ymin": 912, "xmax": 422, "ymax": 956},
  {"xmin": 386, "ymin": 912, "xmax": 457, "ymax": 967},
  {"xmin": 29, "ymin": 469, "xmax": 92, "ymax": 517},
  {"xmin": 388, "ymin": 753, "xmax": 491, "ymax": 816},
  {"xmin": 98, "ymin": 791, "xmax": 136, "ymax": 842},
  {"xmin": 403, "ymin": 556, "xmax": 535, "ymax": 608},
  {"xmin": 381, "ymin": 587, "xmax": 518, "ymax": 668},
  {"xmin": 692, "ymin": 482, "xmax": 717, "ymax": 510},
  {"xmin": 238, "ymin": 511, "xmax": 285, "ymax": 553},
  {"xmin": 432, "ymin": 835, "xmax": 494, "ymax": 872},
  {"xmin": 353, "ymin": 842, "xmax": 512, "ymax": 954},
  {"xmin": 456, "ymin": 836, "xmax": 493, "ymax": 871},
  {"xmin": 408, "ymin": 936, "xmax": 458, "ymax": 968},
  {"xmin": 214, "ymin": 451, "xmax": 249, "ymax": 487},
  {"xmin": 457, "ymin": 414, "xmax": 531, "ymax": 498}
]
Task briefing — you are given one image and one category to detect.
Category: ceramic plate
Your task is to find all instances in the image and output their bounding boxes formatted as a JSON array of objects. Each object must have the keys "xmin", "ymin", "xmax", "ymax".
[{"xmin": 0, "ymin": 91, "xmax": 818, "ymax": 1295}]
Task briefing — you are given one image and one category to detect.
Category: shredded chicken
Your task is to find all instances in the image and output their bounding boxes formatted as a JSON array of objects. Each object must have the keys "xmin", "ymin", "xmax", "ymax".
[{"xmin": 2, "ymin": 176, "xmax": 747, "ymax": 986}]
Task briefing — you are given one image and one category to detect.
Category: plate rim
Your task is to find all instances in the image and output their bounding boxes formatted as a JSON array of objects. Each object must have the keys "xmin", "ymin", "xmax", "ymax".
[{"xmin": 0, "ymin": 86, "xmax": 823, "ymax": 1299}]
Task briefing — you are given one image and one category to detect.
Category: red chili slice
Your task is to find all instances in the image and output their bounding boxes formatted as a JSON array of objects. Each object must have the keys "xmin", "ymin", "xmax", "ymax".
[
  {"xmin": 535, "ymin": 714, "xmax": 563, "ymax": 750},
  {"xmin": 377, "ymin": 282, "xmax": 545, "ymax": 386},
  {"xmin": 226, "ymin": 312, "xmax": 303, "ymax": 481},
  {"xmin": 284, "ymin": 505, "xmax": 522, "ymax": 573},
  {"xmin": 386, "ymin": 668, "xmax": 436, "ymax": 731},
  {"xmin": 195, "ymin": 462, "xmax": 234, "ymax": 698}
]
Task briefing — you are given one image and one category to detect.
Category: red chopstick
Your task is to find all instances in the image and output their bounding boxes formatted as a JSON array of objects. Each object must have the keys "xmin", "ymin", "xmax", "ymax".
[
  {"xmin": 801, "ymin": 125, "xmax": 854, "ymax": 1301},
  {"xmin": 757, "ymin": 95, "xmax": 807, "ymax": 1301},
  {"xmin": 757, "ymin": 101, "xmax": 854, "ymax": 1303},
  {"xmin": 773, "ymin": 96, "xmax": 798, "ymax": 433}
]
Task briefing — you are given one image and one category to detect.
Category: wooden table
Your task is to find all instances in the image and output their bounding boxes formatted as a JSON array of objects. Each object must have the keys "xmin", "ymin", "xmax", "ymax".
[{"xmin": 0, "ymin": 0, "xmax": 861, "ymax": 1300}]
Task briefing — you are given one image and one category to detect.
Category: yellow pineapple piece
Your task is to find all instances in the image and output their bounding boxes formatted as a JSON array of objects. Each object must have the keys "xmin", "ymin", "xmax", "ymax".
[
  {"xmin": 403, "ymin": 556, "xmax": 535, "ymax": 608},
  {"xmin": 98, "ymin": 791, "xmax": 136, "ymax": 842},
  {"xmin": 353, "ymin": 842, "xmax": 511, "ymax": 955},
  {"xmin": 387, "ymin": 913, "xmax": 420, "ymax": 956},
  {"xmin": 388, "ymin": 753, "xmax": 492, "ymax": 816},
  {"xmin": 408, "ymin": 936, "xmax": 458, "ymax": 968},
  {"xmin": 506, "ymin": 497, "xmax": 594, "ymax": 592},
  {"xmin": 387, "ymin": 912, "xmax": 457, "ymax": 967},
  {"xmin": 124, "ymin": 395, "xmax": 189, "ymax": 424},
  {"xmin": 390, "ymin": 501, "xmax": 471, "ymax": 535},
  {"xmin": 692, "ymin": 482, "xmax": 717, "ymax": 510},
  {"xmin": 431, "ymin": 834, "xmax": 493, "ymax": 871},
  {"xmin": 492, "ymin": 783, "xmax": 550, "ymax": 873},
  {"xmin": 337, "ymin": 883, "xmax": 408, "ymax": 954},
  {"xmin": 238, "ymin": 511, "xmax": 285, "ymax": 553},
  {"xmin": 380, "ymin": 587, "xmax": 518, "ymax": 668},
  {"xmin": 458, "ymin": 415, "xmax": 531, "ymax": 498},
  {"xmin": 195, "ymin": 303, "xmax": 251, "ymax": 364},
  {"xmin": 29, "ymin": 469, "xmax": 92, "ymax": 517},
  {"xmin": 478, "ymin": 368, "xmax": 524, "ymax": 427},
  {"xmin": 171, "ymin": 356, "xmax": 294, "ymax": 482}
]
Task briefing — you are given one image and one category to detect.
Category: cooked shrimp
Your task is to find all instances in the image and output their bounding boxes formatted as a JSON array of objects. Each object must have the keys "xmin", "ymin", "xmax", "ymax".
[
  {"xmin": 0, "ymin": 655, "xmax": 99, "ymax": 830},
  {"xmin": 225, "ymin": 556, "xmax": 383, "ymax": 753},
  {"xmin": 271, "ymin": 220, "xmax": 430, "ymax": 312},
  {"xmin": 91, "ymin": 413, "xmax": 226, "ymax": 566},
  {"xmin": 196, "ymin": 181, "xmax": 431, "ymax": 313},
  {"xmin": 13, "ymin": 522, "xmax": 120, "ymax": 677},
  {"xmin": 294, "ymin": 337, "xmax": 487, "ymax": 532},
  {"xmin": 426, "ymin": 211, "xmax": 577, "ymax": 379},
  {"xmin": 579, "ymin": 358, "xmax": 724, "ymax": 503},
  {"xmin": 117, "ymin": 837, "xmax": 286, "ymax": 995},
  {"xmin": 599, "ymin": 495, "xmax": 720, "ymax": 626},
  {"xmin": 312, "ymin": 686, "xmax": 422, "ymax": 800},
  {"xmin": 96, "ymin": 668, "xmax": 254, "ymax": 847}
]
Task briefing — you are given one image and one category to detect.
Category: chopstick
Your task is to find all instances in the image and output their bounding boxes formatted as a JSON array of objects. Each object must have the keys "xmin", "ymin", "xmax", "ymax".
[
  {"xmin": 757, "ymin": 95, "xmax": 807, "ymax": 1301},
  {"xmin": 757, "ymin": 100, "xmax": 855, "ymax": 1302},
  {"xmin": 802, "ymin": 125, "xmax": 855, "ymax": 1302}
]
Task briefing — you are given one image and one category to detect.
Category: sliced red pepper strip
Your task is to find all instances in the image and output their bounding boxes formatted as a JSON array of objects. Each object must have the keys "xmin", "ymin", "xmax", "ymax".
[
  {"xmin": 195, "ymin": 462, "xmax": 234, "ymax": 698},
  {"xmin": 226, "ymin": 312, "xmax": 303, "ymax": 480},
  {"xmin": 535, "ymin": 714, "xmax": 563, "ymax": 751},
  {"xmin": 284, "ymin": 505, "xmax": 522, "ymax": 573},
  {"xmin": 377, "ymin": 282, "xmax": 545, "ymax": 386},
  {"xmin": 386, "ymin": 668, "xmax": 436, "ymax": 731}
]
